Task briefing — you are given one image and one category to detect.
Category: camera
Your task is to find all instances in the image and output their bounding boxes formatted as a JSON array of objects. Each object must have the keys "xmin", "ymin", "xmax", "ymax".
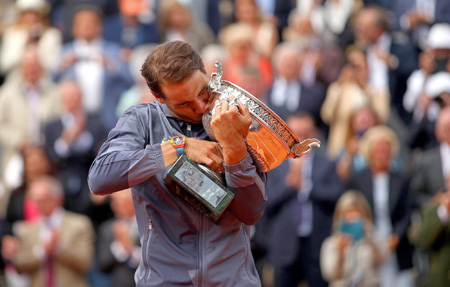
[{"xmin": 433, "ymin": 57, "xmax": 449, "ymax": 73}]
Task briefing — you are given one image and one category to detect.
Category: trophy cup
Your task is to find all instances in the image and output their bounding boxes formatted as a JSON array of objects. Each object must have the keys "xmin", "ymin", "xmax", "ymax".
[{"xmin": 165, "ymin": 62, "xmax": 321, "ymax": 221}]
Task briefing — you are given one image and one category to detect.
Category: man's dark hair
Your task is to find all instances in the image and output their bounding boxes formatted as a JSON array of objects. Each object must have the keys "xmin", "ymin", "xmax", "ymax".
[{"xmin": 141, "ymin": 41, "xmax": 206, "ymax": 99}]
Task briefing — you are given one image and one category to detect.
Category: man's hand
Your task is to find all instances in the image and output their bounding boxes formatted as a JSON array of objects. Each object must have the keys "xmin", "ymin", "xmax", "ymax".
[
  {"xmin": 113, "ymin": 220, "xmax": 134, "ymax": 254},
  {"xmin": 162, "ymin": 138, "xmax": 224, "ymax": 173},
  {"xmin": 210, "ymin": 97, "xmax": 252, "ymax": 165}
]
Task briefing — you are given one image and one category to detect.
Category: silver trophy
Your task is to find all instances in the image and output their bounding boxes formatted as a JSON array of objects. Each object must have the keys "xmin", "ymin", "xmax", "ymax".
[{"xmin": 166, "ymin": 62, "xmax": 320, "ymax": 221}]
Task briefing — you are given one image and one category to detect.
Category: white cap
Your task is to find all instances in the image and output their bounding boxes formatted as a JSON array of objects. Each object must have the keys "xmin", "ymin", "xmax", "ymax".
[
  {"xmin": 427, "ymin": 24, "xmax": 450, "ymax": 49},
  {"xmin": 16, "ymin": 0, "xmax": 47, "ymax": 13},
  {"xmin": 426, "ymin": 72, "xmax": 450, "ymax": 98}
]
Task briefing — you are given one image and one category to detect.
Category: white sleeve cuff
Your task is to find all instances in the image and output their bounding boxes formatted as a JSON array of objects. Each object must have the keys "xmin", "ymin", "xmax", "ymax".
[
  {"xmin": 54, "ymin": 138, "xmax": 69, "ymax": 157},
  {"xmin": 437, "ymin": 205, "xmax": 450, "ymax": 223}
]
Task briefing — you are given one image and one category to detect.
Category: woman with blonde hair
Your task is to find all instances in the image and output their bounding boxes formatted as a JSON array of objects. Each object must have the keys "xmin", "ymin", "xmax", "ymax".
[
  {"xmin": 347, "ymin": 125, "xmax": 415, "ymax": 287},
  {"xmin": 321, "ymin": 190, "xmax": 386, "ymax": 287}
]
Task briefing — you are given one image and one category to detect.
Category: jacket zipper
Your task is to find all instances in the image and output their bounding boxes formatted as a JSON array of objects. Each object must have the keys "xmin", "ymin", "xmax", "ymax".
[{"xmin": 198, "ymin": 214, "xmax": 206, "ymax": 286}]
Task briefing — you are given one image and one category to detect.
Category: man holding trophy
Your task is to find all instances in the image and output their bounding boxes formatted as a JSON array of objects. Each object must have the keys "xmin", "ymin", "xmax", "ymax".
[{"xmin": 88, "ymin": 40, "xmax": 319, "ymax": 286}]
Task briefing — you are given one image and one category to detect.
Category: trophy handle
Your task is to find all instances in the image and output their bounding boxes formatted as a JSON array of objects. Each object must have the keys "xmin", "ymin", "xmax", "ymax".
[
  {"xmin": 291, "ymin": 138, "xmax": 321, "ymax": 158},
  {"xmin": 209, "ymin": 61, "xmax": 223, "ymax": 91}
]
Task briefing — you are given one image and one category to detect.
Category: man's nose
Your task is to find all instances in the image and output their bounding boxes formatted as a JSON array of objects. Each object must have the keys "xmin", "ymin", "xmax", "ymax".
[{"xmin": 192, "ymin": 99, "xmax": 207, "ymax": 114}]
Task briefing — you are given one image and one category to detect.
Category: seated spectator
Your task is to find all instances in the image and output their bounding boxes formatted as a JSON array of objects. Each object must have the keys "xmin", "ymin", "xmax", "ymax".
[
  {"xmin": 200, "ymin": 43, "xmax": 229, "ymax": 77},
  {"xmin": 321, "ymin": 47, "xmax": 389, "ymax": 159},
  {"xmin": 55, "ymin": 5, "xmax": 134, "ymax": 131},
  {"xmin": 347, "ymin": 125, "xmax": 414, "ymax": 287},
  {"xmin": 220, "ymin": 22, "xmax": 273, "ymax": 89},
  {"xmin": 44, "ymin": 81, "xmax": 107, "ymax": 214},
  {"xmin": 8, "ymin": 176, "xmax": 94, "ymax": 287},
  {"xmin": 321, "ymin": 190, "xmax": 387, "ymax": 287},
  {"xmin": 413, "ymin": 180, "xmax": 450, "ymax": 287},
  {"xmin": 0, "ymin": 0, "xmax": 62, "ymax": 75},
  {"xmin": 98, "ymin": 189, "xmax": 140, "ymax": 287},
  {"xmin": 158, "ymin": 0, "xmax": 215, "ymax": 53},
  {"xmin": 234, "ymin": 0, "xmax": 279, "ymax": 59}
]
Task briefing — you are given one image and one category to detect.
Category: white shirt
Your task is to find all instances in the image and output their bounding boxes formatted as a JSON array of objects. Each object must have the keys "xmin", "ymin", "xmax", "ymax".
[
  {"xmin": 373, "ymin": 173, "xmax": 392, "ymax": 240},
  {"xmin": 270, "ymin": 77, "xmax": 301, "ymax": 111},
  {"xmin": 73, "ymin": 39, "xmax": 104, "ymax": 114},
  {"xmin": 367, "ymin": 33, "xmax": 391, "ymax": 91},
  {"xmin": 440, "ymin": 142, "xmax": 450, "ymax": 181}
]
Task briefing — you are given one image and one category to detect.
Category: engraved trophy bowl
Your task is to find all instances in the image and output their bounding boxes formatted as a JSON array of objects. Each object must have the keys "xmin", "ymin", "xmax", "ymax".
[{"xmin": 203, "ymin": 62, "xmax": 321, "ymax": 172}]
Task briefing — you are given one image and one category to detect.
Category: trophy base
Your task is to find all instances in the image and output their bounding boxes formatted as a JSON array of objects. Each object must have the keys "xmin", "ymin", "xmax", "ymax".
[{"xmin": 165, "ymin": 155, "xmax": 234, "ymax": 221}]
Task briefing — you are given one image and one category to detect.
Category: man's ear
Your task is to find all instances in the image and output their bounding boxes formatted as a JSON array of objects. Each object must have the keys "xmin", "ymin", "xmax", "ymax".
[{"xmin": 151, "ymin": 91, "xmax": 166, "ymax": 104}]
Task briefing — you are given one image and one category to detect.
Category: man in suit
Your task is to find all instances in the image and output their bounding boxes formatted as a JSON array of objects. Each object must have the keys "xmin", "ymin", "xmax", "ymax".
[
  {"xmin": 44, "ymin": 81, "xmax": 107, "ymax": 215},
  {"xmin": 266, "ymin": 43, "xmax": 326, "ymax": 129},
  {"xmin": 55, "ymin": 5, "xmax": 134, "ymax": 131},
  {"xmin": 98, "ymin": 188, "xmax": 140, "ymax": 287},
  {"xmin": 10, "ymin": 175, "xmax": 94, "ymax": 287},
  {"xmin": 354, "ymin": 6, "xmax": 418, "ymax": 124},
  {"xmin": 411, "ymin": 107, "xmax": 450, "ymax": 208},
  {"xmin": 266, "ymin": 112, "xmax": 342, "ymax": 287},
  {"xmin": 414, "ymin": 185, "xmax": 450, "ymax": 287}
]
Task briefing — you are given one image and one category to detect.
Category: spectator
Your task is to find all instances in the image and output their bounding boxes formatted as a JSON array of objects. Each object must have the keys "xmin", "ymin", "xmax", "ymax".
[
  {"xmin": 321, "ymin": 47, "xmax": 389, "ymax": 159},
  {"xmin": 234, "ymin": 0, "xmax": 279, "ymax": 59},
  {"xmin": 0, "ymin": 0, "xmax": 62, "ymax": 75},
  {"xmin": 6, "ymin": 145, "xmax": 54, "ymax": 227},
  {"xmin": 267, "ymin": 112, "xmax": 342, "ymax": 287},
  {"xmin": 255, "ymin": 0, "xmax": 293, "ymax": 41},
  {"xmin": 220, "ymin": 22, "xmax": 273, "ymax": 89},
  {"xmin": 55, "ymin": 5, "xmax": 134, "ymax": 131},
  {"xmin": 411, "ymin": 107, "xmax": 450, "ymax": 208},
  {"xmin": 320, "ymin": 190, "xmax": 387, "ymax": 287},
  {"xmin": 266, "ymin": 42, "xmax": 326, "ymax": 127},
  {"xmin": 413, "ymin": 183, "xmax": 450, "ymax": 287},
  {"xmin": 98, "ymin": 189, "xmax": 140, "ymax": 287},
  {"xmin": 347, "ymin": 125, "xmax": 414, "ymax": 287},
  {"xmin": 353, "ymin": 6, "xmax": 418, "ymax": 123},
  {"xmin": 200, "ymin": 43, "xmax": 229, "ymax": 77},
  {"xmin": 44, "ymin": 81, "xmax": 107, "ymax": 214},
  {"xmin": 9, "ymin": 176, "xmax": 94, "ymax": 287},
  {"xmin": 0, "ymin": 47, "xmax": 60, "ymax": 193},
  {"xmin": 158, "ymin": 0, "xmax": 215, "ymax": 52},
  {"xmin": 102, "ymin": 0, "xmax": 160, "ymax": 53},
  {"xmin": 336, "ymin": 105, "xmax": 380, "ymax": 184}
]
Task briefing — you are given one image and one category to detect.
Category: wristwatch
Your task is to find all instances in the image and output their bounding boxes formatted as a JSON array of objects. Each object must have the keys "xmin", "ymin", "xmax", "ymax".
[{"xmin": 170, "ymin": 135, "xmax": 186, "ymax": 158}]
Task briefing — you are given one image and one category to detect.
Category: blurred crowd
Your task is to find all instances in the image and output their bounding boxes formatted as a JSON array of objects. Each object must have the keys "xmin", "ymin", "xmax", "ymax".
[{"xmin": 0, "ymin": 0, "xmax": 449, "ymax": 286}]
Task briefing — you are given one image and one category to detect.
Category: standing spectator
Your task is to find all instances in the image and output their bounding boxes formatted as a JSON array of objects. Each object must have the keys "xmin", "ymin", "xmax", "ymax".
[
  {"xmin": 321, "ymin": 47, "xmax": 389, "ymax": 159},
  {"xmin": 44, "ymin": 81, "xmax": 107, "ymax": 214},
  {"xmin": 234, "ymin": 0, "xmax": 279, "ymax": 59},
  {"xmin": 413, "ymin": 184, "xmax": 450, "ymax": 287},
  {"xmin": 266, "ymin": 43, "xmax": 326, "ymax": 126},
  {"xmin": 0, "ymin": 47, "xmax": 60, "ymax": 196},
  {"xmin": 267, "ymin": 112, "xmax": 342, "ymax": 287},
  {"xmin": 158, "ymin": 0, "xmax": 215, "ymax": 53},
  {"xmin": 347, "ymin": 125, "xmax": 414, "ymax": 287},
  {"xmin": 0, "ymin": 0, "xmax": 62, "ymax": 75},
  {"xmin": 9, "ymin": 176, "xmax": 94, "ymax": 287},
  {"xmin": 411, "ymin": 107, "xmax": 450, "ymax": 207},
  {"xmin": 55, "ymin": 5, "xmax": 134, "ymax": 131},
  {"xmin": 98, "ymin": 189, "xmax": 140, "ymax": 287},
  {"xmin": 220, "ymin": 22, "xmax": 273, "ymax": 89},
  {"xmin": 353, "ymin": 6, "xmax": 418, "ymax": 123},
  {"xmin": 320, "ymin": 190, "xmax": 387, "ymax": 287}
]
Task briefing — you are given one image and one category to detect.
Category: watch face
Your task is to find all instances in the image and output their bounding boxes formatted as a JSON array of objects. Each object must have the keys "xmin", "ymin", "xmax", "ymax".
[{"xmin": 174, "ymin": 137, "xmax": 184, "ymax": 145}]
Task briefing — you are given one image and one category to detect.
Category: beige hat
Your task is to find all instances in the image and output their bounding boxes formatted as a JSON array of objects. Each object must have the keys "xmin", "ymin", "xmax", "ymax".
[
  {"xmin": 427, "ymin": 23, "xmax": 450, "ymax": 49},
  {"xmin": 16, "ymin": 0, "xmax": 48, "ymax": 13}
]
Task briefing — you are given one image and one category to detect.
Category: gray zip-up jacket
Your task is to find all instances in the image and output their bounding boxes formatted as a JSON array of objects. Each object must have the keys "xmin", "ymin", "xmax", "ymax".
[{"xmin": 88, "ymin": 102, "xmax": 267, "ymax": 287}]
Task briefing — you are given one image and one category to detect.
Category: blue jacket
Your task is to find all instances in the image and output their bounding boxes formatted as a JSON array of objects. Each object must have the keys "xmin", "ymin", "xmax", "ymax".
[{"xmin": 88, "ymin": 102, "xmax": 267, "ymax": 286}]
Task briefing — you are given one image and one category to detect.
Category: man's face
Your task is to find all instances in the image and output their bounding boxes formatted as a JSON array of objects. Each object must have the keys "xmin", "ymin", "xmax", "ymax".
[
  {"xmin": 287, "ymin": 116, "xmax": 316, "ymax": 141},
  {"xmin": 354, "ymin": 11, "xmax": 379, "ymax": 45},
  {"xmin": 29, "ymin": 181, "xmax": 61, "ymax": 217},
  {"xmin": 157, "ymin": 70, "xmax": 210, "ymax": 124},
  {"xmin": 72, "ymin": 10, "xmax": 102, "ymax": 42}
]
